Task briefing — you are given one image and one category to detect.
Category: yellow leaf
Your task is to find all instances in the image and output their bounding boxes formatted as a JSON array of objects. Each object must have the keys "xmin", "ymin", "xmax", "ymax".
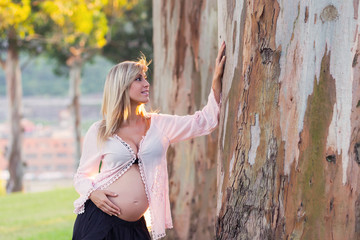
[
  {"xmin": 97, "ymin": 38, "xmax": 106, "ymax": 48},
  {"xmin": 65, "ymin": 35, "xmax": 76, "ymax": 44}
]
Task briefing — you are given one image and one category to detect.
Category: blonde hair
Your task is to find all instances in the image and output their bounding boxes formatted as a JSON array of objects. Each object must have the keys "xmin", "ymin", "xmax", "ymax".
[{"xmin": 98, "ymin": 56, "xmax": 151, "ymax": 145}]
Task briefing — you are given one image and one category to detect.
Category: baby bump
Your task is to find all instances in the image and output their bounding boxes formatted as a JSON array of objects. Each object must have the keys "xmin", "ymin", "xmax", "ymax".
[{"xmin": 105, "ymin": 164, "xmax": 149, "ymax": 222}]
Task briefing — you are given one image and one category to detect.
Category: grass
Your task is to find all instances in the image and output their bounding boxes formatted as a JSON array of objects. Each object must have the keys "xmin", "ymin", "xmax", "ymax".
[{"xmin": 0, "ymin": 187, "xmax": 78, "ymax": 240}]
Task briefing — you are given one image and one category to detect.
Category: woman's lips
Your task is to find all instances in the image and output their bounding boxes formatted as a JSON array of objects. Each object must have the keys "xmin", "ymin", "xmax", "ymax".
[{"xmin": 141, "ymin": 91, "xmax": 149, "ymax": 96}]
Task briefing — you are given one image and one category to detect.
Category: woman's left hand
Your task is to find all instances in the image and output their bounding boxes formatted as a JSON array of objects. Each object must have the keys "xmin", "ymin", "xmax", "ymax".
[{"xmin": 212, "ymin": 41, "xmax": 226, "ymax": 103}]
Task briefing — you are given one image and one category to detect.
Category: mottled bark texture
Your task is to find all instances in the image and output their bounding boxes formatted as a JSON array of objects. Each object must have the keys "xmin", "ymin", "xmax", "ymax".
[
  {"xmin": 153, "ymin": 0, "xmax": 218, "ymax": 239},
  {"xmin": 4, "ymin": 29, "xmax": 24, "ymax": 193},
  {"xmin": 153, "ymin": 0, "xmax": 360, "ymax": 239},
  {"xmin": 216, "ymin": 1, "xmax": 360, "ymax": 240}
]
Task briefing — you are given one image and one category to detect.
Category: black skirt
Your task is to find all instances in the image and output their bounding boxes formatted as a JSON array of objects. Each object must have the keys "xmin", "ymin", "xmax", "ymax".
[{"xmin": 72, "ymin": 200, "xmax": 151, "ymax": 240}]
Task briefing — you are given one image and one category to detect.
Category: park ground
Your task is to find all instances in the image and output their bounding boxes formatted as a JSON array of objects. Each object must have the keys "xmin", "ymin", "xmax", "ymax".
[{"xmin": 0, "ymin": 186, "xmax": 78, "ymax": 240}]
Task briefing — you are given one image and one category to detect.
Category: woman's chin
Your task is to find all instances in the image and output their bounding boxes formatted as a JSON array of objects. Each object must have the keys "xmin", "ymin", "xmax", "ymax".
[
  {"xmin": 132, "ymin": 98, "xmax": 150, "ymax": 105},
  {"xmin": 140, "ymin": 98, "xmax": 150, "ymax": 104}
]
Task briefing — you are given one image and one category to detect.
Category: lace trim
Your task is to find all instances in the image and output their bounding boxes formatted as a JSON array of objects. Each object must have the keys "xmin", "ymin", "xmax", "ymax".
[
  {"xmin": 73, "ymin": 175, "xmax": 97, "ymax": 214},
  {"xmin": 99, "ymin": 157, "xmax": 137, "ymax": 190},
  {"xmin": 74, "ymin": 188, "xmax": 94, "ymax": 214},
  {"xmin": 113, "ymin": 134, "xmax": 136, "ymax": 157},
  {"xmin": 153, "ymin": 232, "xmax": 167, "ymax": 240},
  {"xmin": 137, "ymin": 156, "xmax": 161, "ymax": 239},
  {"xmin": 114, "ymin": 134, "xmax": 163, "ymax": 238}
]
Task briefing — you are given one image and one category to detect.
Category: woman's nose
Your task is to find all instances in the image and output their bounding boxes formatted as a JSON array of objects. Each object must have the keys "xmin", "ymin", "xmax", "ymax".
[{"xmin": 144, "ymin": 79, "xmax": 150, "ymax": 87}]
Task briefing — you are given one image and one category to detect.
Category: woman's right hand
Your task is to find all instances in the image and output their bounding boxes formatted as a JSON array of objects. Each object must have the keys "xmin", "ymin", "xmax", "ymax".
[
  {"xmin": 89, "ymin": 189, "xmax": 121, "ymax": 216},
  {"xmin": 212, "ymin": 41, "xmax": 226, "ymax": 103}
]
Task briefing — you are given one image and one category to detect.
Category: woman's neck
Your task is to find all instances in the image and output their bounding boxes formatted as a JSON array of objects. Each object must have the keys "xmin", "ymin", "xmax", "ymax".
[{"xmin": 124, "ymin": 104, "xmax": 144, "ymax": 125}]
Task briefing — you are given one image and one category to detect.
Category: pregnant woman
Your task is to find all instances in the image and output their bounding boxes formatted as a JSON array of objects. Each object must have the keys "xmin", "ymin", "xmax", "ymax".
[{"xmin": 72, "ymin": 42, "xmax": 226, "ymax": 240}]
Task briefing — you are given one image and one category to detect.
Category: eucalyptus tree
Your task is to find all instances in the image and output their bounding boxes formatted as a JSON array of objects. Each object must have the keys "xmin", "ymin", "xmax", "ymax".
[
  {"xmin": 153, "ymin": 0, "xmax": 360, "ymax": 239},
  {"xmin": 153, "ymin": 1, "xmax": 218, "ymax": 238}
]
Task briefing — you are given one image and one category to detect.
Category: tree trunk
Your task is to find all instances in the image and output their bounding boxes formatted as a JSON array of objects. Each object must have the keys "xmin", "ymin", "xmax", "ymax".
[
  {"xmin": 68, "ymin": 59, "xmax": 82, "ymax": 170},
  {"xmin": 216, "ymin": 1, "xmax": 360, "ymax": 240},
  {"xmin": 5, "ymin": 29, "xmax": 24, "ymax": 193},
  {"xmin": 153, "ymin": 0, "xmax": 218, "ymax": 239}
]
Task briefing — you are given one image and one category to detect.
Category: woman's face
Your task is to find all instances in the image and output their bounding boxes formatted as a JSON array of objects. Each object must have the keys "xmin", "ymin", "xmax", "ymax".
[{"xmin": 128, "ymin": 72, "xmax": 150, "ymax": 104}]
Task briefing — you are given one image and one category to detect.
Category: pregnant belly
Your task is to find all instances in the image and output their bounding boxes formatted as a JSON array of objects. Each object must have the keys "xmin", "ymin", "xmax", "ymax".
[{"xmin": 104, "ymin": 164, "xmax": 149, "ymax": 222}]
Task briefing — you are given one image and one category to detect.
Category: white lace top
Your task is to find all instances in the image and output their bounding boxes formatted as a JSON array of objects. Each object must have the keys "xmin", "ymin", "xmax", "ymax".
[{"xmin": 73, "ymin": 89, "xmax": 220, "ymax": 239}]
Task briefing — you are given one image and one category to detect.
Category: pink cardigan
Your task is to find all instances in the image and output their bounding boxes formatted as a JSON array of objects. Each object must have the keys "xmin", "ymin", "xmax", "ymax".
[{"xmin": 73, "ymin": 89, "xmax": 220, "ymax": 239}]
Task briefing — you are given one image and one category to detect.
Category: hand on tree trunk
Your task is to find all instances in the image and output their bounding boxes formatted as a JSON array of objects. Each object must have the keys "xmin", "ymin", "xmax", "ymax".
[{"xmin": 212, "ymin": 41, "xmax": 226, "ymax": 103}]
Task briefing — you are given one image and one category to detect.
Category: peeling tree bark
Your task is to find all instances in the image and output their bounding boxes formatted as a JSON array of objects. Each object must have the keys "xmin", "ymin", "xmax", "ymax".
[
  {"xmin": 153, "ymin": 0, "xmax": 218, "ymax": 239},
  {"xmin": 4, "ymin": 29, "xmax": 24, "ymax": 193},
  {"xmin": 154, "ymin": 0, "xmax": 360, "ymax": 239},
  {"xmin": 216, "ymin": 1, "xmax": 360, "ymax": 240}
]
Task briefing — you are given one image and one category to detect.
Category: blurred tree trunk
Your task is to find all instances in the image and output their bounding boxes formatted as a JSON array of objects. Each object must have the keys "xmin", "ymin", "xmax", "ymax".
[
  {"xmin": 67, "ymin": 56, "xmax": 82, "ymax": 170},
  {"xmin": 216, "ymin": 1, "xmax": 360, "ymax": 240},
  {"xmin": 153, "ymin": 0, "xmax": 218, "ymax": 239},
  {"xmin": 4, "ymin": 28, "xmax": 23, "ymax": 193}
]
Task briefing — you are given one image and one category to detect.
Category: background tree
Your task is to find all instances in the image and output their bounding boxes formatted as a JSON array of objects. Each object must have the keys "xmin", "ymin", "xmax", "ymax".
[
  {"xmin": 40, "ymin": 0, "xmax": 111, "ymax": 169},
  {"xmin": 103, "ymin": 0, "xmax": 153, "ymax": 64},
  {"xmin": 0, "ymin": 0, "xmax": 45, "ymax": 192},
  {"xmin": 153, "ymin": 0, "xmax": 218, "ymax": 239},
  {"xmin": 40, "ymin": 0, "xmax": 141, "ymax": 169}
]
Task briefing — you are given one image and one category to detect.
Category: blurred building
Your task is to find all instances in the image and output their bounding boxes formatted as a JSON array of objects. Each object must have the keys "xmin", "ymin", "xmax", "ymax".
[
  {"xmin": 0, "ymin": 95, "xmax": 102, "ymax": 182},
  {"xmin": 0, "ymin": 136, "xmax": 76, "ymax": 180}
]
